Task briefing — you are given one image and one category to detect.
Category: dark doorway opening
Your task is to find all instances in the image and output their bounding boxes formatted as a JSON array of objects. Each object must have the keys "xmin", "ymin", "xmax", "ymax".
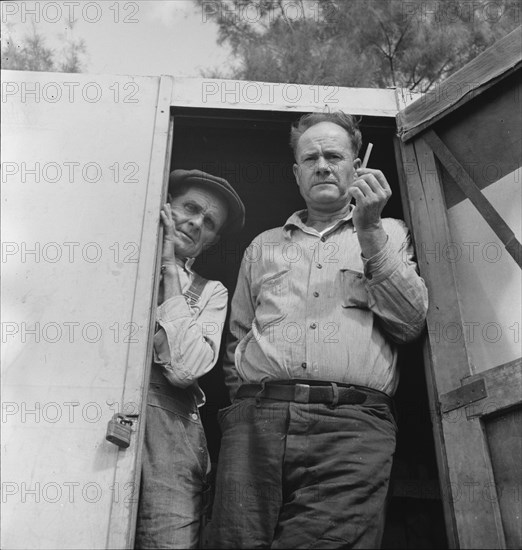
[{"xmin": 170, "ymin": 107, "xmax": 447, "ymax": 549}]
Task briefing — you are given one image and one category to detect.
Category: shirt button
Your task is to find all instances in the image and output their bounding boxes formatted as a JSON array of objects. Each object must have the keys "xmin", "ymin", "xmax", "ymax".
[
  {"xmin": 301, "ymin": 362, "xmax": 307, "ymax": 369},
  {"xmin": 313, "ymin": 291, "xmax": 319, "ymax": 297},
  {"xmin": 356, "ymin": 273, "xmax": 363, "ymax": 279},
  {"xmin": 191, "ymin": 413, "xmax": 198, "ymax": 421},
  {"xmin": 320, "ymin": 237, "xmax": 326, "ymax": 242},
  {"xmin": 366, "ymin": 273, "xmax": 373, "ymax": 280},
  {"xmin": 316, "ymin": 263, "xmax": 322, "ymax": 269},
  {"xmin": 310, "ymin": 323, "xmax": 317, "ymax": 329}
]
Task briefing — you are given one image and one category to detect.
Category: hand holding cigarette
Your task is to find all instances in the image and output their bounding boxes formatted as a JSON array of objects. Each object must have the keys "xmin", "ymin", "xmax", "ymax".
[
  {"xmin": 349, "ymin": 142, "xmax": 392, "ymax": 233},
  {"xmin": 349, "ymin": 143, "xmax": 373, "ymax": 206}
]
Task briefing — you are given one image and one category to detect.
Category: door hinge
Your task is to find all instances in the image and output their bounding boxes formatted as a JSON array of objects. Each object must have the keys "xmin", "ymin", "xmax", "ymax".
[{"xmin": 439, "ymin": 378, "xmax": 487, "ymax": 414}]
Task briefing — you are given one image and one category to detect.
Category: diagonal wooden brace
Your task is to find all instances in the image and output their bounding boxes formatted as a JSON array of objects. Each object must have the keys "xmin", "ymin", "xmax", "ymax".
[{"xmin": 422, "ymin": 129, "xmax": 522, "ymax": 269}]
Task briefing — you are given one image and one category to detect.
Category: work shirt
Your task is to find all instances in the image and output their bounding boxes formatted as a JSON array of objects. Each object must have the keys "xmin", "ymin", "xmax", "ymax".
[
  {"xmin": 224, "ymin": 209, "xmax": 428, "ymax": 399},
  {"xmin": 153, "ymin": 258, "xmax": 228, "ymax": 406}
]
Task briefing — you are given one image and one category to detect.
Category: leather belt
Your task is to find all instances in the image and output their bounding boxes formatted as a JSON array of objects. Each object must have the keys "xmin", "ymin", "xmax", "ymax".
[{"xmin": 236, "ymin": 380, "xmax": 392, "ymax": 408}]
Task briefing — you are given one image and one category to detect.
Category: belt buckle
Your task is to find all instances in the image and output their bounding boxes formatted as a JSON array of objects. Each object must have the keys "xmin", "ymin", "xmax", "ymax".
[{"xmin": 294, "ymin": 383, "xmax": 310, "ymax": 403}]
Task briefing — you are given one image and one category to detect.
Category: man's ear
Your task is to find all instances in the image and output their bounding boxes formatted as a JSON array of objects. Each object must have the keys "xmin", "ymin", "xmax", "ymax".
[
  {"xmin": 293, "ymin": 163, "xmax": 300, "ymax": 186},
  {"xmin": 353, "ymin": 158, "xmax": 362, "ymax": 170},
  {"xmin": 203, "ymin": 234, "xmax": 221, "ymax": 251}
]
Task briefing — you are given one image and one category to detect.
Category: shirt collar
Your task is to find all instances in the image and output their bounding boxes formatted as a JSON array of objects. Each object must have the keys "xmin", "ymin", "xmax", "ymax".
[
  {"xmin": 175, "ymin": 256, "xmax": 195, "ymax": 274},
  {"xmin": 283, "ymin": 206, "xmax": 355, "ymax": 236}
]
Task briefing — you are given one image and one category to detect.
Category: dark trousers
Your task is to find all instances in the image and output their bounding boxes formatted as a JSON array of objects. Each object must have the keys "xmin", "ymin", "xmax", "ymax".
[
  {"xmin": 204, "ymin": 397, "xmax": 396, "ymax": 549},
  {"xmin": 135, "ymin": 376, "xmax": 210, "ymax": 549}
]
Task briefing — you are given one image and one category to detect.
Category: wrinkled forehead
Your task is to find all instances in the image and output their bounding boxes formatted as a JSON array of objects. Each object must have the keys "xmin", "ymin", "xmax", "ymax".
[
  {"xmin": 173, "ymin": 183, "xmax": 229, "ymax": 220},
  {"xmin": 296, "ymin": 122, "xmax": 352, "ymax": 154}
]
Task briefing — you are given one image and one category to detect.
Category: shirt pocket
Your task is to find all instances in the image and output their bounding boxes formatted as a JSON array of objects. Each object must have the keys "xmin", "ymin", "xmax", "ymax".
[
  {"xmin": 340, "ymin": 268, "xmax": 369, "ymax": 309},
  {"xmin": 255, "ymin": 270, "xmax": 289, "ymax": 330}
]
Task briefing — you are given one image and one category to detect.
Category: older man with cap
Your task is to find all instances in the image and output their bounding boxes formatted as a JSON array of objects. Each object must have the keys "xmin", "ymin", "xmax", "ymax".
[{"xmin": 135, "ymin": 169, "xmax": 245, "ymax": 550}]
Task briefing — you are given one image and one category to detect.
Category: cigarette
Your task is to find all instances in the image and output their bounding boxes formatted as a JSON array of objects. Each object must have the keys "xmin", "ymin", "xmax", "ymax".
[{"xmin": 361, "ymin": 143, "xmax": 373, "ymax": 169}]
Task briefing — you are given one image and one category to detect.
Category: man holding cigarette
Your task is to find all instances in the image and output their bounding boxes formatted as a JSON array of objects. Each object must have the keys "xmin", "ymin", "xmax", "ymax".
[{"xmin": 206, "ymin": 112, "xmax": 428, "ymax": 548}]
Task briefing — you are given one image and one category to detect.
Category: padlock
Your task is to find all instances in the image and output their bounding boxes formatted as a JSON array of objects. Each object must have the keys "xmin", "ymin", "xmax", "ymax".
[{"xmin": 106, "ymin": 413, "xmax": 133, "ymax": 449}]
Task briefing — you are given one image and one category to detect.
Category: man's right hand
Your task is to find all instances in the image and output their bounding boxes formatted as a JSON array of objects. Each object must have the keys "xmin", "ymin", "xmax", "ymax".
[
  {"xmin": 160, "ymin": 203, "xmax": 177, "ymax": 270},
  {"xmin": 158, "ymin": 203, "xmax": 182, "ymax": 304}
]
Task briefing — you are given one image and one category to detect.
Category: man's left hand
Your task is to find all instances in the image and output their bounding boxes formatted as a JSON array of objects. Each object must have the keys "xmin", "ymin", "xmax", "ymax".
[
  {"xmin": 348, "ymin": 168, "xmax": 391, "ymax": 258},
  {"xmin": 348, "ymin": 168, "xmax": 392, "ymax": 232}
]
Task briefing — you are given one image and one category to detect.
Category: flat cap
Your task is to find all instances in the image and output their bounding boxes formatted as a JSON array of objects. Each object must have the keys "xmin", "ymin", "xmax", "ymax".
[{"xmin": 168, "ymin": 169, "xmax": 245, "ymax": 235}]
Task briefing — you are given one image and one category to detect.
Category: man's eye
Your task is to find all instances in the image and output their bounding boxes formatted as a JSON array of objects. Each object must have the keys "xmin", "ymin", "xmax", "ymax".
[
  {"xmin": 184, "ymin": 203, "xmax": 197, "ymax": 212},
  {"xmin": 204, "ymin": 218, "xmax": 215, "ymax": 230}
]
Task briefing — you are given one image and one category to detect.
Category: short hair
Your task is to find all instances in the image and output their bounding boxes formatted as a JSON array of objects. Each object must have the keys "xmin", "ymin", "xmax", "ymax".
[{"xmin": 290, "ymin": 111, "xmax": 363, "ymax": 159}]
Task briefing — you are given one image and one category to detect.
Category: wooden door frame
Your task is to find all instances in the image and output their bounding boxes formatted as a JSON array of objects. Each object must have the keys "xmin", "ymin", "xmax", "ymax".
[
  {"xmin": 113, "ymin": 76, "xmax": 416, "ymax": 548},
  {"xmin": 394, "ymin": 133, "xmax": 517, "ymax": 548},
  {"xmin": 393, "ymin": 136, "xmax": 459, "ymax": 548},
  {"xmin": 107, "ymin": 75, "xmax": 174, "ymax": 549}
]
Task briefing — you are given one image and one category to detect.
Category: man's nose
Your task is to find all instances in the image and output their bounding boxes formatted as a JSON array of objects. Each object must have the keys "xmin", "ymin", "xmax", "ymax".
[
  {"xmin": 188, "ymin": 214, "xmax": 203, "ymax": 230},
  {"xmin": 315, "ymin": 156, "xmax": 330, "ymax": 171}
]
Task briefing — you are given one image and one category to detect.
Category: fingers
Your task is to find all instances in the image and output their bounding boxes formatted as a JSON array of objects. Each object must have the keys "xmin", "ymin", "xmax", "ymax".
[
  {"xmin": 347, "ymin": 186, "xmax": 365, "ymax": 203},
  {"xmin": 349, "ymin": 169, "xmax": 391, "ymax": 231},
  {"xmin": 351, "ymin": 178, "xmax": 374, "ymax": 198},
  {"xmin": 351, "ymin": 171, "xmax": 391, "ymax": 209},
  {"xmin": 354, "ymin": 168, "xmax": 391, "ymax": 196},
  {"xmin": 160, "ymin": 203, "xmax": 176, "ymax": 261},
  {"xmin": 160, "ymin": 203, "xmax": 173, "ymax": 224},
  {"xmin": 160, "ymin": 203, "xmax": 176, "ymax": 236}
]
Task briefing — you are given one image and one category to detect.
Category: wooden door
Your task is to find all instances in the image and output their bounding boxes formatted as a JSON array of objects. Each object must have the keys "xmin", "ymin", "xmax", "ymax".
[
  {"xmin": 396, "ymin": 65, "xmax": 521, "ymax": 548},
  {"xmin": 1, "ymin": 71, "xmax": 172, "ymax": 549}
]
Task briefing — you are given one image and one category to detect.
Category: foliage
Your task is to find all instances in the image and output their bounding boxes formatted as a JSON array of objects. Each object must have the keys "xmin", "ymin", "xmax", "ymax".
[
  {"xmin": 196, "ymin": 0, "xmax": 520, "ymax": 91},
  {"xmin": 1, "ymin": 21, "xmax": 86, "ymax": 73}
]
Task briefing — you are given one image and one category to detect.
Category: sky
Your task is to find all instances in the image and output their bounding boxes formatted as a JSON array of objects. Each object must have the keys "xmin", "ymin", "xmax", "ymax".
[{"xmin": 1, "ymin": 0, "xmax": 234, "ymax": 77}]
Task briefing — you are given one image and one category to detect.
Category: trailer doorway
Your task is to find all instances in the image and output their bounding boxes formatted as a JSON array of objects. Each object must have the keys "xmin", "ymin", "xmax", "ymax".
[{"xmin": 167, "ymin": 106, "xmax": 447, "ymax": 548}]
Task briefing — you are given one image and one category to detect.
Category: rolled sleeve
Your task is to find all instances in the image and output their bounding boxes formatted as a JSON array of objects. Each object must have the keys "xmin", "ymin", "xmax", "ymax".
[
  {"xmin": 153, "ymin": 284, "xmax": 228, "ymax": 388},
  {"xmin": 363, "ymin": 220, "xmax": 428, "ymax": 343},
  {"xmin": 361, "ymin": 236, "xmax": 400, "ymax": 283}
]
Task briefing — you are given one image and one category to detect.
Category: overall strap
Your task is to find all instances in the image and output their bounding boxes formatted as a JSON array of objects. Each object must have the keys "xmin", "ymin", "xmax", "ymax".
[{"xmin": 183, "ymin": 272, "xmax": 209, "ymax": 307}]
